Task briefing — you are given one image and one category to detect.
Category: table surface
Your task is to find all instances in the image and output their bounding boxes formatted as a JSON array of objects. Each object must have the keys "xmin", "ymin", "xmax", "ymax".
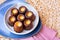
[
  {"xmin": 26, "ymin": 0, "xmax": 60, "ymax": 38},
  {"xmin": 0, "ymin": 0, "xmax": 60, "ymax": 40}
]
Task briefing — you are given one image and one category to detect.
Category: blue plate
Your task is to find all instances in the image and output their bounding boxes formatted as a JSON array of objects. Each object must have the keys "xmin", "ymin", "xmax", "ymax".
[{"xmin": 0, "ymin": 0, "xmax": 42, "ymax": 38}]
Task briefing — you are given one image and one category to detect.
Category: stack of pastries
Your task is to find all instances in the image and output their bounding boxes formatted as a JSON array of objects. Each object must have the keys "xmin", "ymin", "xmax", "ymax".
[{"xmin": 8, "ymin": 6, "xmax": 36, "ymax": 33}]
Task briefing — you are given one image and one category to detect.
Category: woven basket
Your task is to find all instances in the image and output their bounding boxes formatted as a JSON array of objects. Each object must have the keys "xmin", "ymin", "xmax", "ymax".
[{"xmin": 26, "ymin": 0, "xmax": 60, "ymax": 38}]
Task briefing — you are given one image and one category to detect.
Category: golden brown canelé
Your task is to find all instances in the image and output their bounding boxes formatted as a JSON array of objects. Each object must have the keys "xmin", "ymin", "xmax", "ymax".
[
  {"xmin": 25, "ymin": 11, "xmax": 36, "ymax": 21},
  {"xmin": 11, "ymin": 8, "xmax": 19, "ymax": 16},
  {"xmin": 24, "ymin": 19, "xmax": 33, "ymax": 30},
  {"xmin": 19, "ymin": 6, "xmax": 27, "ymax": 14},
  {"xmin": 14, "ymin": 21, "xmax": 23, "ymax": 33},
  {"xmin": 7, "ymin": 6, "xmax": 36, "ymax": 33},
  {"xmin": 17, "ymin": 14, "xmax": 25, "ymax": 21},
  {"xmin": 8, "ymin": 16, "xmax": 16, "ymax": 26}
]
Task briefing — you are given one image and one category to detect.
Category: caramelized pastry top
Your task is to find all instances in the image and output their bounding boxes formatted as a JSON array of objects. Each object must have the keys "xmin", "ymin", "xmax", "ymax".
[
  {"xmin": 19, "ymin": 6, "xmax": 27, "ymax": 13},
  {"xmin": 25, "ymin": 11, "xmax": 33, "ymax": 18},
  {"xmin": 14, "ymin": 21, "xmax": 22, "ymax": 27},
  {"xmin": 17, "ymin": 14, "xmax": 25, "ymax": 21},
  {"xmin": 24, "ymin": 19, "xmax": 31, "ymax": 26},
  {"xmin": 11, "ymin": 8, "xmax": 18, "ymax": 15},
  {"xmin": 9, "ymin": 16, "xmax": 16, "ymax": 23}
]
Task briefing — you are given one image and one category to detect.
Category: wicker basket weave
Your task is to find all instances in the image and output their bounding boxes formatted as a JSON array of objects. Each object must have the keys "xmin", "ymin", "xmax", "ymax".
[{"xmin": 26, "ymin": 0, "xmax": 60, "ymax": 38}]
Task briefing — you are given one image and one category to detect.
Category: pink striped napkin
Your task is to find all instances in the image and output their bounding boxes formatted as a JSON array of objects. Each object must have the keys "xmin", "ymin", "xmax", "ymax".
[
  {"xmin": 53, "ymin": 37, "xmax": 60, "ymax": 40},
  {"xmin": 14, "ymin": 26, "xmax": 60, "ymax": 40}
]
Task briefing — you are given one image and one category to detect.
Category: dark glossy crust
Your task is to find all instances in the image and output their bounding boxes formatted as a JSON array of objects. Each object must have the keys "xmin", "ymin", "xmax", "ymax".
[
  {"xmin": 17, "ymin": 14, "xmax": 25, "ymax": 21},
  {"xmin": 30, "ymin": 15, "xmax": 36, "ymax": 21},
  {"xmin": 8, "ymin": 16, "xmax": 16, "ymax": 26},
  {"xmin": 14, "ymin": 25, "xmax": 23, "ymax": 33},
  {"xmin": 11, "ymin": 8, "xmax": 19, "ymax": 16},
  {"xmin": 24, "ymin": 23, "xmax": 33, "ymax": 30},
  {"xmin": 14, "ymin": 21, "xmax": 23, "ymax": 33},
  {"xmin": 24, "ymin": 19, "xmax": 33, "ymax": 30},
  {"xmin": 25, "ymin": 11, "xmax": 36, "ymax": 21},
  {"xmin": 19, "ymin": 6, "xmax": 27, "ymax": 14},
  {"xmin": 8, "ymin": 22, "xmax": 14, "ymax": 26}
]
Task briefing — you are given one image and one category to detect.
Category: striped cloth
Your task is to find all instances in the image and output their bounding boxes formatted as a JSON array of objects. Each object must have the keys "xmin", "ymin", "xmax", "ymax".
[{"xmin": 12, "ymin": 26, "xmax": 60, "ymax": 40}]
